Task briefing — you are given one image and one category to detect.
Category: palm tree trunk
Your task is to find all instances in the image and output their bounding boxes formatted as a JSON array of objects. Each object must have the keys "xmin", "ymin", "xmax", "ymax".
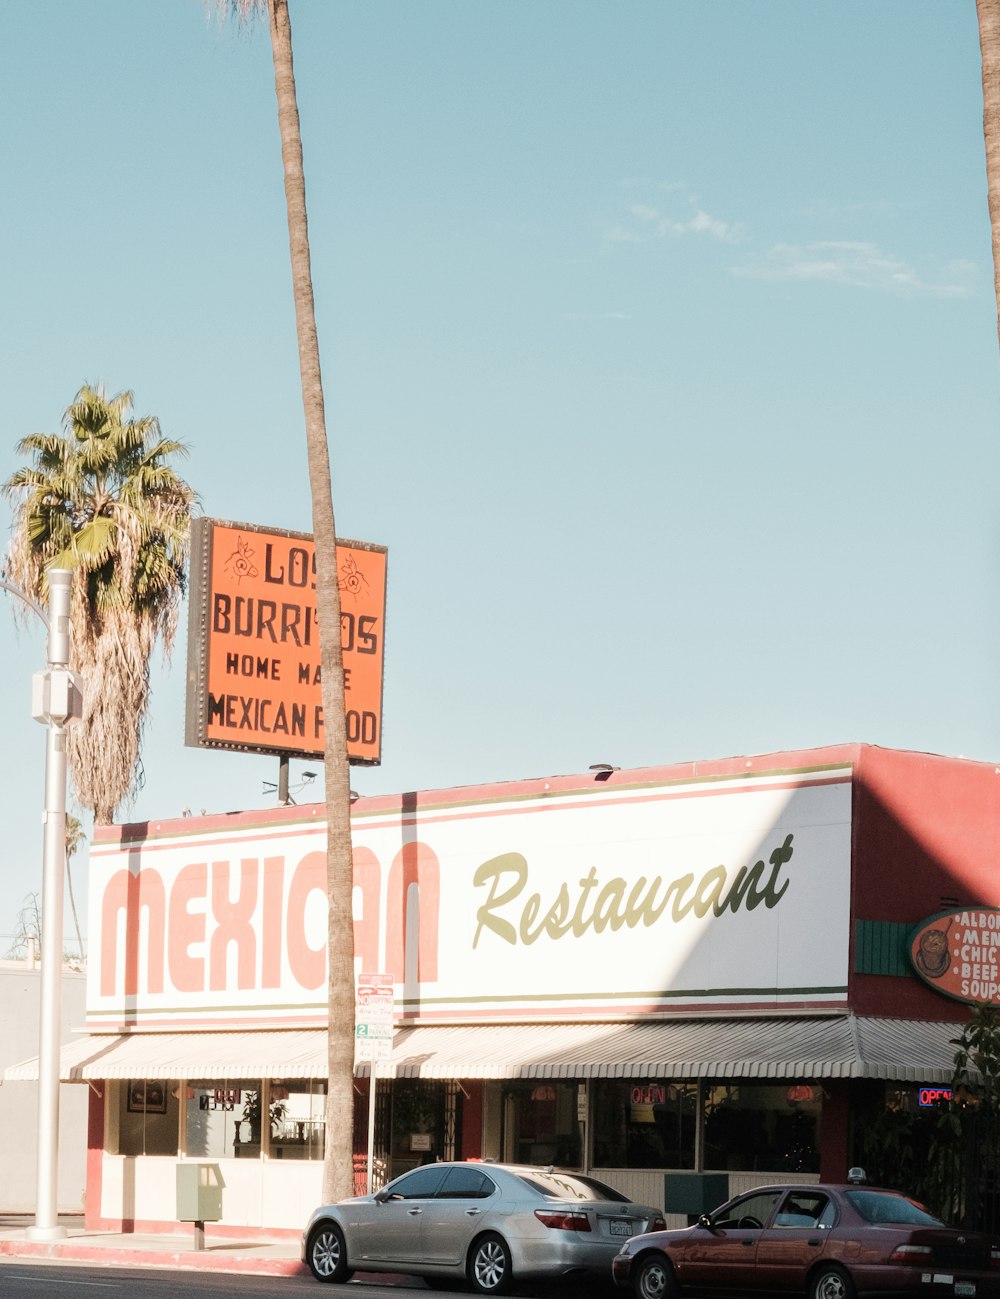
[
  {"xmin": 978, "ymin": 0, "xmax": 1000, "ymax": 352},
  {"xmin": 267, "ymin": 0, "xmax": 356, "ymax": 1204}
]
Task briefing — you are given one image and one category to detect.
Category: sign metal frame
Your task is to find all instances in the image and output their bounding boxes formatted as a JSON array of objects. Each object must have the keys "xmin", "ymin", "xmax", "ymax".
[{"xmin": 185, "ymin": 517, "xmax": 387, "ymax": 765}]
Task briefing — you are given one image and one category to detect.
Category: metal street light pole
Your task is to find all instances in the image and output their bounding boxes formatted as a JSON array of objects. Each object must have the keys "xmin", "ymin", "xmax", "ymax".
[{"xmin": 23, "ymin": 569, "xmax": 80, "ymax": 1242}]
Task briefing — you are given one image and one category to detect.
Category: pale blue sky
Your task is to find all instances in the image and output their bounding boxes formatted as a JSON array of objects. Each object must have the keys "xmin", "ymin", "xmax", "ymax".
[{"xmin": 2, "ymin": 1, "xmax": 999, "ymax": 949}]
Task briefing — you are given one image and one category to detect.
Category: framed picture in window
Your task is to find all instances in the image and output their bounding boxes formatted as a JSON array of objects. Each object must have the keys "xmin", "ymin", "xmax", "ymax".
[{"xmin": 127, "ymin": 1080, "xmax": 167, "ymax": 1115}]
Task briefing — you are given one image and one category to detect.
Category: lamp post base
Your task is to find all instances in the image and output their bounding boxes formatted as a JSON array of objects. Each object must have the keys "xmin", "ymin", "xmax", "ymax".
[{"xmin": 26, "ymin": 1224, "xmax": 68, "ymax": 1242}]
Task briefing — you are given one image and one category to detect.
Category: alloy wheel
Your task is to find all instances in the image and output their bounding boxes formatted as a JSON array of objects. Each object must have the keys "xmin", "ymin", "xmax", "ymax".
[{"xmin": 470, "ymin": 1233, "xmax": 512, "ymax": 1294}]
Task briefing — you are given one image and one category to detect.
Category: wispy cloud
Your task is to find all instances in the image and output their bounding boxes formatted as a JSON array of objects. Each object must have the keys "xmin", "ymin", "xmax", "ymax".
[
  {"xmin": 734, "ymin": 241, "xmax": 976, "ymax": 297},
  {"xmin": 603, "ymin": 195, "xmax": 743, "ymax": 246},
  {"xmin": 602, "ymin": 183, "xmax": 975, "ymax": 299}
]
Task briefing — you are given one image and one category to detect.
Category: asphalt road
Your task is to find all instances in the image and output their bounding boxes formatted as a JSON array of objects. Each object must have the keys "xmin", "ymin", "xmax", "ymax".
[{"xmin": 0, "ymin": 1260, "xmax": 620, "ymax": 1299}]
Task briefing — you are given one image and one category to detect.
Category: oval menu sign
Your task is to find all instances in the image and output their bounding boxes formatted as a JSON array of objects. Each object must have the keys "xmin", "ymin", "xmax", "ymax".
[{"xmin": 909, "ymin": 908, "xmax": 1000, "ymax": 1004}]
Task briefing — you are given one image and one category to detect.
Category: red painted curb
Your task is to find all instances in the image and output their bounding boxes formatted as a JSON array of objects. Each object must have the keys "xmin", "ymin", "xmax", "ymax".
[{"xmin": 0, "ymin": 1238, "xmax": 309, "ymax": 1277}]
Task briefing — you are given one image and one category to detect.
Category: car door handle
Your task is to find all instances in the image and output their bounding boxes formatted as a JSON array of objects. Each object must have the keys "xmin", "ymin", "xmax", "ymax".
[
  {"xmin": 407, "ymin": 1208, "xmax": 422, "ymax": 1216},
  {"xmin": 465, "ymin": 1208, "xmax": 482, "ymax": 1216},
  {"xmin": 808, "ymin": 1239, "xmax": 821, "ymax": 1246},
  {"xmin": 741, "ymin": 1239, "xmax": 754, "ymax": 1247}
]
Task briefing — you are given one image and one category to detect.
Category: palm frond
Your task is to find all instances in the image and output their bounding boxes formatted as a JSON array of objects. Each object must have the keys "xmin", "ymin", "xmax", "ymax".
[{"xmin": 5, "ymin": 384, "xmax": 195, "ymax": 822}]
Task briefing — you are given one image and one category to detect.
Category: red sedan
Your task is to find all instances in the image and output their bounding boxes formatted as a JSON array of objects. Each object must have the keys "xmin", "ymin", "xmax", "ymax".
[{"xmin": 611, "ymin": 1181, "xmax": 1000, "ymax": 1299}]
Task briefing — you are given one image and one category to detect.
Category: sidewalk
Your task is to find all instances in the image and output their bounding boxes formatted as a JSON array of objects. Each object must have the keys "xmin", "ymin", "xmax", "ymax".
[
  {"xmin": 0, "ymin": 1215, "xmax": 431, "ymax": 1283},
  {"xmin": 0, "ymin": 1214, "xmax": 309, "ymax": 1278}
]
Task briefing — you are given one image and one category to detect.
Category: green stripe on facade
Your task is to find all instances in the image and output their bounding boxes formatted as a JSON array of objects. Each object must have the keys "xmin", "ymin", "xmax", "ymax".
[{"xmin": 854, "ymin": 919, "xmax": 912, "ymax": 976}]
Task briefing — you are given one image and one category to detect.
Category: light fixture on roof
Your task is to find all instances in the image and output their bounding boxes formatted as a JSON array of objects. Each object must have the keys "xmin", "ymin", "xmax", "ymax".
[
  {"xmin": 263, "ymin": 768, "xmax": 319, "ymax": 805},
  {"xmin": 588, "ymin": 763, "xmax": 620, "ymax": 782}
]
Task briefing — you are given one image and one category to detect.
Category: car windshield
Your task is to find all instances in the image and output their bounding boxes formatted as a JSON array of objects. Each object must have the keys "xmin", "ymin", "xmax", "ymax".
[
  {"xmin": 845, "ymin": 1191, "xmax": 943, "ymax": 1226},
  {"xmin": 515, "ymin": 1171, "xmax": 630, "ymax": 1202}
]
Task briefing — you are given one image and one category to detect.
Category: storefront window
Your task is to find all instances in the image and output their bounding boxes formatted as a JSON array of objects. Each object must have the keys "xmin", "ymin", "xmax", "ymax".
[
  {"xmin": 185, "ymin": 1082, "xmax": 260, "ymax": 1159},
  {"xmin": 704, "ymin": 1083, "xmax": 820, "ymax": 1173},
  {"xmin": 501, "ymin": 1082, "xmax": 581, "ymax": 1168},
  {"xmin": 270, "ymin": 1079, "xmax": 326, "ymax": 1160},
  {"xmin": 115, "ymin": 1079, "xmax": 178, "ymax": 1156},
  {"xmin": 593, "ymin": 1080, "xmax": 696, "ymax": 1169},
  {"xmin": 177, "ymin": 1080, "xmax": 326, "ymax": 1159}
]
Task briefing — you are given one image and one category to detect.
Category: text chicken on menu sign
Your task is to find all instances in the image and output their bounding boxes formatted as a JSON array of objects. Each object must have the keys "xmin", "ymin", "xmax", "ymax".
[{"xmin": 185, "ymin": 518, "xmax": 387, "ymax": 763}]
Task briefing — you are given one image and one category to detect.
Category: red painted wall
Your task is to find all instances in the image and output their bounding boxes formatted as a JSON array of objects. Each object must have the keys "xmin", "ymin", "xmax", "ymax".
[
  {"xmin": 850, "ymin": 746, "xmax": 1000, "ymax": 1020},
  {"xmin": 460, "ymin": 1082, "xmax": 484, "ymax": 1160}
]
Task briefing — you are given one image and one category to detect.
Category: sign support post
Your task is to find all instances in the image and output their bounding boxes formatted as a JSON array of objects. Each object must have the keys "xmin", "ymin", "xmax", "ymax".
[{"xmin": 355, "ymin": 973, "xmax": 393, "ymax": 1194}]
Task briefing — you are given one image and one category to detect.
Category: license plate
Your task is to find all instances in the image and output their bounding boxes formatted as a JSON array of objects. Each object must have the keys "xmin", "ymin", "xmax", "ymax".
[
  {"xmin": 954, "ymin": 1284, "xmax": 976, "ymax": 1297},
  {"xmin": 610, "ymin": 1220, "xmax": 633, "ymax": 1237}
]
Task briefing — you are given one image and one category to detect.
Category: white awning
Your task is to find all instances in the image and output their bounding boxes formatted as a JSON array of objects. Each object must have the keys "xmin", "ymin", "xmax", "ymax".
[
  {"xmin": 3, "ymin": 1029, "xmax": 329, "ymax": 1082},
  {"xmin": 3, "ymin": 1015, "xmax": 962, "ymax": 1085},
  {"xmin": 377, "ymin": 1016, "xmax": 961, "ymax": 1083}
]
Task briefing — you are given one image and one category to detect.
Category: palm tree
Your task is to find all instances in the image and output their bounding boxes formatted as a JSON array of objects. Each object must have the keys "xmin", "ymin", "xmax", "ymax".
[
  {"xmin": 978, "ymin": 0, "xmax": 1000, "ymax": 351},
  {"xmin": 3, "ymin": 385, "xmax": 196, "ymax": 825},
  {"xmin": 65, "ymin": 813, "xmax": 86, "ymax": 963},
  {"xmin": 219, "ymin": 0, "xmax": 356, "ymax": 1203}
]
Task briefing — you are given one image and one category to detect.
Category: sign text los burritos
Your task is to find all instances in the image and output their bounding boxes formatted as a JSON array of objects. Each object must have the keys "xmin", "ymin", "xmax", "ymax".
[
  {"xmin": 89, "ymin": 769, "xmax": 852, "ymax": 1028},
  {"xmin": 185, "ymin": 518, "xmax": 387, "ymax": 764}
]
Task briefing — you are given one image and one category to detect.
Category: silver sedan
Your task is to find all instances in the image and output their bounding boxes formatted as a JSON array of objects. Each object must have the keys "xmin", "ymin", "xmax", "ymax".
[{"xmin": 302, "ymin": 1160, "xmax": 666, "ymax": 1293}]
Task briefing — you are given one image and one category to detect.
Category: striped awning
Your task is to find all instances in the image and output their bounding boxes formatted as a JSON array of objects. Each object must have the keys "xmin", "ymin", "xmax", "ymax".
[
  {"xmin": 3, "ymin": 1029, "xmax": 328, "ymax": 1082},
  {"xmin": 380, "ymin": 1016, "xmax": 961, "ymax": 1083},
  {"xmin": 3, "ymin": 1015, "xmax": 963, "ymax": 1085}
]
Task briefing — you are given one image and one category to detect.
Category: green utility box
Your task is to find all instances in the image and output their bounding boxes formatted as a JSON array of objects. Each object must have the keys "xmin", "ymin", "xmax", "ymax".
[
  {"xmin": 176, "ymin": 1163, "xmax": 225, "ymax": 1223},
  {"xmin": 663, "ymin": 1173, "xmax": 729, "ymax": 1219}
]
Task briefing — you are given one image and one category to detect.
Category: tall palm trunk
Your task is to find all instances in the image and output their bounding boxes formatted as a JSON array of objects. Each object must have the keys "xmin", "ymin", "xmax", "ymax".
[
  {"xmin": 978, "ymin": 0, "xmax": 1000, "ymax": 352},
  {"xmin": 267, "ymin": 0, "xmax": 356, "ymax": 1203}
]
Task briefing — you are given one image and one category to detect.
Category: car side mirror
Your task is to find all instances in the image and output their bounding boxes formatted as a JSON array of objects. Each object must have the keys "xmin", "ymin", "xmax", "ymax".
[
  {"xmin": 374, "ymin": 1188, "xmax": 395, "ymax": 1204},
  {"xmin": 698, "ymin": 1213, "xmax": 714, "ymax": 1232}
]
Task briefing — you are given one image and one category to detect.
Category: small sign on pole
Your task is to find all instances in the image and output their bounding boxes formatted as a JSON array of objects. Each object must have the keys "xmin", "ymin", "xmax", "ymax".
[{"xmin": 355, "ymin": 974, "xmax": 394, "ymax": 1194}]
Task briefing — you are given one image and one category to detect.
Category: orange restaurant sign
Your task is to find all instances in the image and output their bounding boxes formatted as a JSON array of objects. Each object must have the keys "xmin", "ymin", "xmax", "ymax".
[
  {"xmin": 909, "ymin": 907, "xmax": 1000, "ymax": 1005},
  {"xmin": 185, "ymin": 518, "xmax": 387, "ymax": 763}
]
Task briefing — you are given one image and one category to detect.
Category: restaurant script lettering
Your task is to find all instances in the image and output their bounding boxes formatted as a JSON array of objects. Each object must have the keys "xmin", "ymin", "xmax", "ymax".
[{"xmin": 472, "ymin": 833, "xmax": 794, "ymax": 948}]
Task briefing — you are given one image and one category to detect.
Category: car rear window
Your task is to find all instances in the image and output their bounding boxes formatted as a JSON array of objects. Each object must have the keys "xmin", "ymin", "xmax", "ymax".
[
  {"xmin": 844, "ymin": 1191, "xmax": 943, "ymax": 1226},
  {"xmin": 438, "ymin": 1167, "xmax": 496, "ymax": 1199},
  {"xmin": 515, "ymin": 1171, "xmax": 630, "ymax": 1202}
]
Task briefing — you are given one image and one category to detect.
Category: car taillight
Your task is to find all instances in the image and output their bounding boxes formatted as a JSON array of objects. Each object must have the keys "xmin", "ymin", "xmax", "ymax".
[
  {"xmin": 990, "ymin": 1246, "xmax": 1000, "ymax": 1270},
  {"xmin": 649, "ymin": 1216, "xmax": 667, "ymax": 1231},
  {"xmin": 535, "ymin": 1210, "xmax": 592, "ymax": 1232},
  {"xmin": 889, "ymin": 1244, "xmax": 934, "ymax": 1265}
]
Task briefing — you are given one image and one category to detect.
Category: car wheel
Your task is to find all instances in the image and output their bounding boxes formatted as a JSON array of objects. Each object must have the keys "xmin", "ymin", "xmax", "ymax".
[
  {"xmin": 634, "ymin": 1253, "xmax": 677, "ymax": 1299},
  {"xmin": 307, "ymin": 1222, "xmax": 352, "ymax": 1284},
  {"xmin": 468, "ymin": 1231, "xmax": 513, "ymax": 1294},
  {"xmin": 809, "ymin": 1264, "xmax": 856, "ymax": 1299}
]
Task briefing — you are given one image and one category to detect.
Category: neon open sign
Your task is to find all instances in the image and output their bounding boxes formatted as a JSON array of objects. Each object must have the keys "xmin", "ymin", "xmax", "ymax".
[{"xmin": 918, "ymin": 1087, "xmax": 953, "ymax": 1107}]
